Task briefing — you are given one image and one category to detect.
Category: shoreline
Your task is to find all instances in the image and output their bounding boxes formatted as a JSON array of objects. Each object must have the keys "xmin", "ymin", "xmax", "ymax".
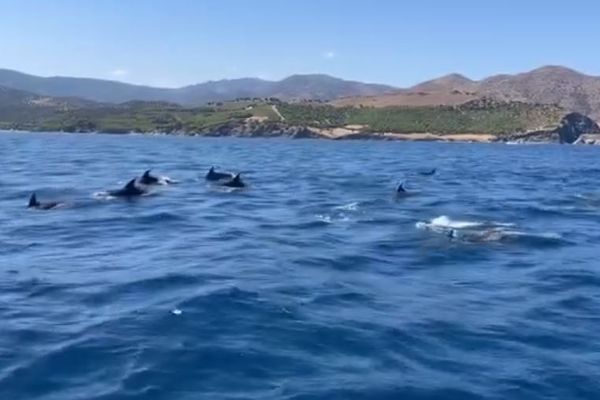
[
  {"xmin": 1, "ymin": 128, "xmax": 598, "ymax": 145},
  {"xmin": 0, "ymin": 128, "xmax": 498, "ymax": 142}
]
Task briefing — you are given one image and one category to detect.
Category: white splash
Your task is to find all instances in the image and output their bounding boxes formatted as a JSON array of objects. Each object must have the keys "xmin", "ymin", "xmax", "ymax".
[
  {"xmin": 315, "ymin": 214, "xmax": 333, "ymax": 224},
  {"xmin": 429, "ymin": 215, "xmax": 484, "ymax": 229},
  {"xmin": 333, "ymin": 202, "xmax": 359, "ymax": 211}
]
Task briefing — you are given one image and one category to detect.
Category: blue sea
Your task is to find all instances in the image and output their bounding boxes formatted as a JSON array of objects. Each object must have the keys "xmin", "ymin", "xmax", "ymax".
[{"xmin": 1, "ymin": 132, "xmax": 599, "ymax": 400}]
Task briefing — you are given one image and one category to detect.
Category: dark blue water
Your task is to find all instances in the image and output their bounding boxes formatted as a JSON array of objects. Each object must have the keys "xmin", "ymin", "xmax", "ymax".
[{"xmin": 1, "ymin": 132, "xmax": 599, "ymax": 400}]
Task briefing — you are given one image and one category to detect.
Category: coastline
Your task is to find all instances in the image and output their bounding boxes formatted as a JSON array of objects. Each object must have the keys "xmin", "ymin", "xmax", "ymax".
[{"xmin": 3, "ymin": 127, "xmax": 599, "ymax": 145}]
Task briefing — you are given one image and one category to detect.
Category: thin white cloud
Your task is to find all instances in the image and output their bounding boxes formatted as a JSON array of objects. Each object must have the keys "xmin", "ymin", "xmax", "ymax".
[
  {"xmin": 323, "ymin": 51, "xmax": 336, "ymax": 59},
  {"xmin": 110, "ymin": 68, "xmax": 129, "ymax": 77}
]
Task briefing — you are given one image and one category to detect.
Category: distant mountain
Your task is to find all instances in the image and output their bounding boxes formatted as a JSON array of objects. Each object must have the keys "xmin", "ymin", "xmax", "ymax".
[
  {"xmin": 0, "ymin": 85, "xmax": 97, "ymax": 109},
  {"xmin": 270, "ymin": 74, "xmax": 393, "ymax": 100},
  {"xmin": 335, "ymin": 66, "xmax": 600, "ymax": 120},
  {"xmin": 0, "ymin": 85, "xmax": 37, "ymax": 106},
  {"xmin": 4, "ymin": 66, "xmax": 600, "ymax": 120},
  {"xmin": 410, "ymin": 73, "xmax": 477, "ymax": 92},
  {"xmin": 0, "ymin": 69, "xmax": 395, "ymax": 105},
  {"xmin": 0, "ymin": 85, "xmax": 99, "ymax": 127}
]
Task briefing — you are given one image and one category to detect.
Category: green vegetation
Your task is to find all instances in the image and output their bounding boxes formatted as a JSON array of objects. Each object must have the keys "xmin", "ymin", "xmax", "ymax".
[
  {"xmin": 277, "ymin": 103, "xmax": 351, "ymax": 127},
  {"xmin": 277, "ymin": 100, "xmax": 563, "ymax": 135},
  {"xmin": 1, "ymin": 102, "xmax": 255, "ymax": 133},
  {"xmin": 0, "ymin": 98, "xmax": 564, "ymax": 136}
]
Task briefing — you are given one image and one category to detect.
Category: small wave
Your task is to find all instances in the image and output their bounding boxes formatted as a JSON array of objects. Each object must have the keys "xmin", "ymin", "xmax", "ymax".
[
  {"xmin": 158, "ymin": 176, "xmax": 176, "ymax": 185},
  {"xmin": 92, "ymin": 191, "xmax": 157, "ymax": 200},
  {"xmin": 315, "ymin": 214, "xmax": 351, "ymax": 224},
  {"xmin": 499, "ymin": 230, "xmax": 567, "ymax": 247},
  {"xmin": 573, "ymin": 193, "xmax": 600, "ymax": 208},
  {"xmin": 312, "ymin": 201, "xmax": 366, "ymax": 224},
  {"xmin": 126, "ymin": 212, "xmax": 186, "ymax": 226},
  {"xmin": 0, "ymin": 240, "xmax": 40, "ymax": 255},
  {"xmin": 93, "ymin": 191, "xmax": 115, "ymax": 200},
  {"xmin": 419, "ymin": 216, "xmax": 513, "ymax": 231},
  {"xmin": 332, "ymin": 201, "xmax": 360, "ymax": 211},
  {"xmin": 491, "ymin": 221, "xmax": 516, "ymax": 227},
  {"xmin": 209, "ymin": 186, "xmax": 246, "ymax": 193},
  {"xmin": 315, "ymin": 214, "xmax": 333, "ymax": 224}
]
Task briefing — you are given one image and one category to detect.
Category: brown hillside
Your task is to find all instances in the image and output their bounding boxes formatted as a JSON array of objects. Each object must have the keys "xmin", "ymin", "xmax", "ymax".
[
  {"xmin": 334, "ymin": 90, "xmax": 478, "ymax": 107},
  {"xmin": 333, "ymin": 66, "xmax": 600, "ymax": 121}
]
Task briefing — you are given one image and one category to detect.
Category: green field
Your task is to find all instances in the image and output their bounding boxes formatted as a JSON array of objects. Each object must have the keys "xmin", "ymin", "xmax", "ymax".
[{"xmin": 277, "ymin": 101, "xmax": 563, "ymax": 135}]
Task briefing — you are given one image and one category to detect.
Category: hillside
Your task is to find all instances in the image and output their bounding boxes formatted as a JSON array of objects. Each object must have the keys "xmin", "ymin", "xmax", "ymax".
[
  {"xmin": 410, "ymin": 73, "xmax": 478, "ymax": 92},
  {"xmin": 0, "ymin": 90, "xmax": 569, "ymax": 139},
  {"xmin": 0, "ymin": 69, "xmax": 395, "ymax": 105},
  {"xmin": 1, "ymin": 68, "xmax": 598, "ymax": 143},
  {"xmin": 278, "ymin": 99, "xmax": 564, "ymax": 135},
  {"xmin": 0, "ymin": 85, "xmax": 99, "ymax": 125},
  {"xmin": 4, "ymin": 66, "xmax": 600, "ymax": 119},
  {"xmin": 478, "ymin": 66, "xmax": 600, "ymax": 119},
  {"xmin": 334, "ymin": 66, "xmax": 600, "ymax": 120}
]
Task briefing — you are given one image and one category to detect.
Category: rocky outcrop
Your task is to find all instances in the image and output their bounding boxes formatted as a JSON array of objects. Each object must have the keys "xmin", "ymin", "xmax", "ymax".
[
  {"xmin": 555, "ymin": 112, "xmax": 600, "ymax": 143},
  {"xmin": 573, "ymin": 134, "xmax": 600, "ymax": 145},
  {"xmin": 201, "ymin": 121, "xmax": 322, "ymax": 139},
  {"xmin": 497, "ymin": 112, "xmax": 600, "ymax": 144}
]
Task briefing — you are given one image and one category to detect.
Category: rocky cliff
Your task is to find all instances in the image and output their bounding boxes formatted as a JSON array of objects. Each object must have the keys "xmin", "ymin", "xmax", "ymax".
[{"xmin": 497, "ymin": 113, "xmax": 600, "ymax": 144}]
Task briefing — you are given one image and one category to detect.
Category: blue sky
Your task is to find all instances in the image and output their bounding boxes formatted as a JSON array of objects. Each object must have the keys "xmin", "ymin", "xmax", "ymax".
[{"xmin": 1, "ymin": 0, "xmax": 599, "ymax": 87}]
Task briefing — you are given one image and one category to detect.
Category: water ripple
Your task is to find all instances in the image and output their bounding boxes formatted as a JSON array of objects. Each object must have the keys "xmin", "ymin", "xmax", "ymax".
[{"xmin": 1, "ymin": 133, "xmax": 599, "ymax": 400}]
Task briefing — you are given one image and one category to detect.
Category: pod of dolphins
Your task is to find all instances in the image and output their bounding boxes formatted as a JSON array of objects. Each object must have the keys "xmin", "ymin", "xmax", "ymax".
[
  {"xmin": 27, "ymin": 167, "xmax": 246, "ymax": 210},
  {"xmin": 27, "ymin": 165, "xmax": 434, "ymax": 210}
]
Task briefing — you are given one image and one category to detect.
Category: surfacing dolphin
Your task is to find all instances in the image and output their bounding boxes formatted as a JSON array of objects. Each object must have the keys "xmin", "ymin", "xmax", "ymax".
[
  {"xmin": 107, "ymin": 179, "xmax": 147, "ymax": 197},
  {"xmin": 27, "ymin": 193, "xmax": 62, "ymax": 210},
  {"xmin": 139, "ymin": 170, "xmax": 160, "ymax": 185},
  {"xmin": 139, "ymin": 170, "xmax": 174, "ymax": 185},
  {"xmin": 446, "ymin": 228, "xmax": 509, "ymax": 243},
  {"xmin": 222, "ymin": 173, "xmax": 245, "ymax": 188},
  {"xmin": 206, "ymin": 167, "xmax": 234, "ymax": 182}
]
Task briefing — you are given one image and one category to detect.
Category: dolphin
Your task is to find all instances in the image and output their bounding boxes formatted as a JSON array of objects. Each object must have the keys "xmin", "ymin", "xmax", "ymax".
[
  {"xmin": 139, "ymin": 170, "xmax": 160, "ymax": 185},
  {"xmin": 139, "ymin": 170, "xmax": 174, "ymax": 185},
  {"xmin": 107, "ymin": 179, "xmax": 147, "ymax": 197},
  {"xmin": 27, "ymin": 193, "xmax": 61, "ymax": 210},
  {"xmin": 445, "ymin": 227, "xmax": 510, "ymax": 243},
  {"xmin": 206, "ymin": 167, "xmax": 234, "ymax": 181},
  {"xmin": 222, "ymin": 173, "xmax": 245, "ymax": 188},
  {"xmin": 396, "ymin": 182, "xmax": 406, "ymax": 194},
  {"xmin": 419, "ymin": 168, "xmax": 437, "ymax": 176}
]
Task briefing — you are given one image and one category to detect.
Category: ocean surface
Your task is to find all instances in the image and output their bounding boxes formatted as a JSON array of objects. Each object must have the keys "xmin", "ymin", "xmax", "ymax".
[{"xmin": 1, "ymin": 132, "xmax": 599, "ymax": 400}]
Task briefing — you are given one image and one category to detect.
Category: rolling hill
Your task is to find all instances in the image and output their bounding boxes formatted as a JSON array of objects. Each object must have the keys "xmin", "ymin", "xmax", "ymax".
[
  {"xmin": 3, "ymin": 66, "xmax": 600, "ymax": 120},
  {"xmin": 0, "ymin": 69, "xmax": 395, "ymax": 105}
]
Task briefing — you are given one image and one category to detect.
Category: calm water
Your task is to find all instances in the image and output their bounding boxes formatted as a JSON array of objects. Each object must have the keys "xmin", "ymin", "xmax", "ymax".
[{"xmin": 1, "ymin": 132, "xmax": 599, "ymax": 400}]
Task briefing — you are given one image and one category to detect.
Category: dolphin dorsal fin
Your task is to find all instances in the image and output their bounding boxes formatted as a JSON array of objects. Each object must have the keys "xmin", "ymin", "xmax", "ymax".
[
  {"xmin": 125, "ymin": 179, "xmax": 137, "ymax": 189},
  {"xmin": 29, "ymin": 193, "xmax": 39, "ymax": 207},
  {"xmin": 143, "ymin": 170, "xmax": 151, "ymax": 178},
  {"xmin": 233, "ymin": 173, "xmax": 241, "ymax": 183}
]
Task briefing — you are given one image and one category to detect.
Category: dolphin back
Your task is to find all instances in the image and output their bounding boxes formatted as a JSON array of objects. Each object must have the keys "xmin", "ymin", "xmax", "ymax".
[{"xmin": 29, "ymin": 193, "xmax": 39, "ymax": 207}]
